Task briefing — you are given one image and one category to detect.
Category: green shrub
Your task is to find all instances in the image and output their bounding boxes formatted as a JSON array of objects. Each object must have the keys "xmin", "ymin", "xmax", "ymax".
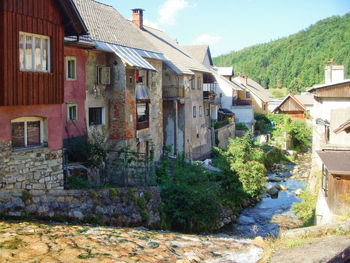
[
  {"xmin": 235, "ymin": 123, "xmax": 249, "ymax": 131},
  {"xmin": 144, "ymin": 191, "xmax": 153, "ymax": 202},
  {"xmin": 21, "ymin": 190, "xmax": 31, "ymax": 203},
  {"xmin": 264, "ymin": 147, "xmax": 288, "ymax": 169},
  {"xmin": 255, "ymin": 113, "xmax": 271, "ymax": 134},
  {"xmin": 128, "ymin": 189, "xmax": 137, "ymax": 202},
  {"xmin": 67, "ymin": 176, "xmax": 92, "ymax": 190},
  {"xmin": 140, "ymin": 210, "xmax": 150, "ymax": 223},
  {"xmin": 156, "ymin": 147, "xmax": 171, "ymax": 185},
  {"xmin": 213, "ymin": 117, "xmax": 232, "ymax": 129},
  {"xmin": 292, "ymin": 189, "xmax": 317, "ymax": 226},
  {"xmin": 109, "ymin": 189, "xmax": 120, "ymax": 201},
  {"xmin": 161, "ymin": 161, "xmax": 221, "ymax": 233},
  {"xmin": 137, "ymin": 197, "xmax": 146, "ymax": 209},
  {"xmin": 286, "ymin": 120, "xmax": 312, "ymax": 152}
]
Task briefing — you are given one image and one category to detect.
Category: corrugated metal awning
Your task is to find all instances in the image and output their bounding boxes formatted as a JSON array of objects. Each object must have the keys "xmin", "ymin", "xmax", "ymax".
[
  {"xmin": 317, "ymin": 151, "xmax": 350, "ymax": 175},
  {"xmin": 136, "ymin": 84, "xmax": 150, "ymax": 101},
  {"xmin": 94, "ymin": 41, "xmax": 156, "ymax": 71}
]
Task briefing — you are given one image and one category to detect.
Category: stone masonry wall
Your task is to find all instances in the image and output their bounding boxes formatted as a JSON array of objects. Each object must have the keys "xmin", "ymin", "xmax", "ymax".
[
  {"xmin": 215, "ymin": 123, "xmax": 235, "ymax": 149},
  {"xmin": 0, "ymin": 141, "xmax": 63, "ymax": 190},
  {"xmin": 0, "ymin": 187, "xmax": 161, "ymax": 227}
]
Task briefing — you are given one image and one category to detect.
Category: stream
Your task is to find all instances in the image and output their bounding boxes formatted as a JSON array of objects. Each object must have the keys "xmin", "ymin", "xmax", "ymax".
[{"xmin": 230, "ymin": 154, "xmax": 311, "ymax": 238}]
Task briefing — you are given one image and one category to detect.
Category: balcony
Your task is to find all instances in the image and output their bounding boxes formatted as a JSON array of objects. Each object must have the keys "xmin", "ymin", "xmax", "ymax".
[
  {"xmin": 232, "ymin": 99, "xmax": 252, "ymax": 106},
  {"xmin": 163, "ymin": 85, "xmax": 185, "ymax": 99},
  {"xmin": 203, "ymin": 91, "xmax": 216, "ymax": 101}
]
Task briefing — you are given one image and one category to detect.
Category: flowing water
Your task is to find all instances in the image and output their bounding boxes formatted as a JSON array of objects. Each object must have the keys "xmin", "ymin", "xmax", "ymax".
[{"xmin": 231, "ymin": 163, "xmax": 306, "ymax": 238}]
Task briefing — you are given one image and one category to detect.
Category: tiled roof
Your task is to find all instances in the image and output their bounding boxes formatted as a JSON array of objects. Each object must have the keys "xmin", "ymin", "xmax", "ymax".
[
  {"xmin": 141, "ymin": 26, "xmax": 210, "ymax": 75},
  {"xmin": 72, "ymin": 0, "xmax": 160, "ymax": 53},
  {"xmin": 233, "ymin": 76, "xmax": 273, "ymax": 102},
  {"xmin": 181, "ymin": 45, "xmax": 212, "ymax": 66}
]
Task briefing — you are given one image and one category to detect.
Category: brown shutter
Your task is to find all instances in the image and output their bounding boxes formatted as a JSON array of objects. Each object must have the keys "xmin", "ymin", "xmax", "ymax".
[
  {"xmin": 27, "ymin": 121, "xmax": 41, "ymax": 146},
  {"xmin": 11, "ymin": 122, "xmax": 25, "ymax": 148}
]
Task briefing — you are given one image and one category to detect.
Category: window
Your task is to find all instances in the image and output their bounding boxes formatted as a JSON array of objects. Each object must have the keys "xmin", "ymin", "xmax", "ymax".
[
  {"xmin": 199, "ymin": 106, "xmax": 203, "ymax": 117},
  {"xmin": 19, "ymin": 32, "xmax": 50, "ymax": 72},
  {"xmin": 67, "ymin": 104, "xmax": 78, "ymax": 122},
  {"xmin": 191, "ymin": 77, "xmax": 195, "ymax": 90},
  {"xmin": 97, "ymin": 66, "xmax": 111, "ymax": 85},
  {"xmin": 263, "ymin": 104, "xmax": 266, "ymax": 111},
  {"xmin": 193, "ymin": 106, "xmax": 197, "ymax": 118},
  {"xmin": 197, "ymin": 77, "xmax": 201, "ymax": 90},
  {"xmin": 137, "ymin": 103, "xmax": 149, "ymax": 130},
  {"xmin": 66, "ymin": 57, "xmax": 76, "ymax": 80},
  {"xmin": 11, "ymin": 117, "xmax": 46, "ymax": 150},
  {"xmin": 89, "ymin": 107, "xmax": 104, "ymax": 126},
  {"xmin": 246, "ymin": 91, "xmax": 251, "ymax": 99}
]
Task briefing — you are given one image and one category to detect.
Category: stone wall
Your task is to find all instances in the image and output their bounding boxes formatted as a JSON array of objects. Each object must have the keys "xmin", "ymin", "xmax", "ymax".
[
  {"xmin": 0, "ymin": 141, "xmax": 64, "ymax": 190},
  {"xmin": 0, "ymin": 187, "xmax": 161, "ymax": 226},
  {"xmin": 215, "ymin": 123, "xmax": 235, "ymax": 149}
]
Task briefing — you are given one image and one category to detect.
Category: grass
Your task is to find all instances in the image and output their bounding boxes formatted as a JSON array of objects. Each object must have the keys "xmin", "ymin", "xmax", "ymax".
[{"xmin": 269, "ymin": 87, "xmax": 289, "ymax": 99}]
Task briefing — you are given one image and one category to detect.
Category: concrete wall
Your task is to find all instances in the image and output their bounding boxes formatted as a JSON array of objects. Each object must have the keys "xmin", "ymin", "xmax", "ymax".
[
  {"xmin": 63, "ymin": 46, "xmax": 88, "ymax": 142},
  {"xmin": 231, "ymin": 105, "xmax": 254, "ymax": 129},
  {"xmin": 0, "ymin": 141, "xmax": 63, "ymax": 190},
  {"xmin": 0, "ymin": 187, "xmax": 160, "ymax": 226},
  {"xmin": 215, "ymin": 123, "xmax": 235, "ymax": 149}
]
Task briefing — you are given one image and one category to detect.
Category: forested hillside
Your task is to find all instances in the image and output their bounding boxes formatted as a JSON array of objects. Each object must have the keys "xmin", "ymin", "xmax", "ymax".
[{"xmin": 213, "ymin": 13, "xmax": 350, "ymax": 92}]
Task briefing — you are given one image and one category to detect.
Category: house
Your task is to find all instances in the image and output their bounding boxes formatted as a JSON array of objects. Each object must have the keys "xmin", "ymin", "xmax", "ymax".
[
  {"xmin": 183, "ymin": 46, "xmax": 254, "ymax": 130},
  {"xmin": 0, "ymin": 0, "xmax": 87, "ymax": 190},
  {"xmin": 233, "ymin": 74, "xmax": 273, "ymax": 114},
  {"xmin": 272, "ymin": 93, "xmax": 306, "ymax": 120},
  {"xmin": 63, "ymin": 35, "xmax": 93, "ymax": 148},
  {"xmin": 213, "ymin": 67, "xmax": 234, "ymax": 81},
  {"xmin": 139, "ymin": 20, "xmax": 212, "ymax": 160},
  {"xmin": 72, "ymin": 1, "xmax": 166, "ymax": 161},
  {"xmin": 308, "ymin": 65, "xmax": 350, "ymax": 224},
  {"xmin": 294, "ymin": 93, "xmax": 314, "ymax": 117}
]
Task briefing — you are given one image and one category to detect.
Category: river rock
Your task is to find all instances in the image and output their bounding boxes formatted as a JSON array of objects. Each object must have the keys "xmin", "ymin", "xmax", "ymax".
[
  {"xmin": 295, "ymin": 189, "xmax": 302, "ymax": 196},
  {"xmin": 238, "ymin": 215, "xmax": 256, "ymax": 225},
  {"xmin": 268, "ymin": 174, "xmax": 282, "ymax": 182},
  {"xmin": 251, "ymin": 236, "xmax": 265, "ymax": 248}
]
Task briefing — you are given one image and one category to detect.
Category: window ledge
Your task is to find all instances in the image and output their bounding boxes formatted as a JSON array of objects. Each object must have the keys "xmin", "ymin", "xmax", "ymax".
[{"xmin": 12, "ymin": 145, "xmax": 47, "ymax": 153}]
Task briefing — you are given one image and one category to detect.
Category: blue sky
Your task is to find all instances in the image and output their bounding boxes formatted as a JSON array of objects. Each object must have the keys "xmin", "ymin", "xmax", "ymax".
[{"xmin": 97, "ymin": 0, "xmax": 350, "ymax": 57}]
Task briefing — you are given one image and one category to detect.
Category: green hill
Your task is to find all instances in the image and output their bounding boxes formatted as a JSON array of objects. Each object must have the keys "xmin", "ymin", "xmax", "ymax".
[{"xmin": 213, "ymin": 13, "xmax": 350, "ymax": 91}]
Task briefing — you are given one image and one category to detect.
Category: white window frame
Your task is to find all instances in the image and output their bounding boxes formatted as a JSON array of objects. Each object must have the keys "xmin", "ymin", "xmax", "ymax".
[
  {"xmin": 19, "ymin": 32, "xmax": 50, "ymax": 73},
  {"xmin": 67, "ymin": 103, "xmax": 78, "ymax": 122},
  {"xmin": 66, "ymin": 56, "xmax": 77, "ymax": 80},
  {"xmin": 11, "ymin": 117, "xmax": 45, "ymax": 149},
  {"xmin": 193, "ymin": 106, "xmax": 197, "ymax": 118}
]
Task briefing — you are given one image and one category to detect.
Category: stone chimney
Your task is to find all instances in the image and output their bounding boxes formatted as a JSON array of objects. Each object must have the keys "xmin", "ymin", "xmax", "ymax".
[
  {"xmin": 325, "ymin": 65, "xmax": 344, "ymax": 84},
  {"xmin": 132, "ymin": 9, "xmax": 144, "ymax": 29},
  {"xmin": 245, "ymin": 76, "xmax": 248, "ymax": 84}
]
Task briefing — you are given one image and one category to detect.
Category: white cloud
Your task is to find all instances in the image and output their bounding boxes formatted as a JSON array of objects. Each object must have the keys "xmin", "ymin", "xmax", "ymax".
[
  {"xmin": 158, "ymin": 0, "xmax": 190, "ymax": 25},
  {"xmin": 144, "ymin": 19, "xmax": 161, "ymax": 30},
  {"xmin": 192, "ymin": 34, "xmax": 221, "ymax": 46}
]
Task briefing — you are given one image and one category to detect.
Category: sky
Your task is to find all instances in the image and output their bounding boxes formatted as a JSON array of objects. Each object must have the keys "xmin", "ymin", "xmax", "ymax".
[{"xmin": 97, "ymin": 0, "xmax": 350, "ymax": 57}]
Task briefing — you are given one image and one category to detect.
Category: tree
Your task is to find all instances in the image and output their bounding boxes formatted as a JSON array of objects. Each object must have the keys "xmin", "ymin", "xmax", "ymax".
[{"xmin": 288, "ymin": 77, "xmax": 304, "ymax": 94}]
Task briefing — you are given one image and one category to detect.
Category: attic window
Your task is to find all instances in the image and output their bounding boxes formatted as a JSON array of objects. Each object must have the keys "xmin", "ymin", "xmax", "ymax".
[{"xmin": 246, "ymin": 91, "xmax": 251, "ymax": 99}]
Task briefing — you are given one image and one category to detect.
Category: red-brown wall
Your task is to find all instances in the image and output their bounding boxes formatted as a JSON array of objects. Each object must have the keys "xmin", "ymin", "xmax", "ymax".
[
  {"xmin": 63, "ymin": 46, "xmax": 88, "ymax": 140},
  {"xmin": 0, "ymin": 0, "xmax": 65, "ymax": 106},
  {"xmin": 0, "ymin": 105, "xmax": 63, "ymax": 149}
]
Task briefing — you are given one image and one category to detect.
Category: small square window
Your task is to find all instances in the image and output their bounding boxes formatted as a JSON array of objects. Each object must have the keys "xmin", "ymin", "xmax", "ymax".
[
  {"xmin": 67, "ymin": 104, "xmax": 77, "ymax": 122},
  {"xmin": 246, "ymin": 91, "xmax": 251, "ymax": 99},
  {"xmin": 89, "ymin": 107, "xmax": 104, "ymax": 126},
  {"xmin": 199, "ymin": 106, "xmax": 203, "ymax": 117},
  {"xmin": 66, "ymin": 57, "xmax": 76, "ymax": 80},
  {"xmin": 193, "ymin": 106, "xmax": 197, "ymax": 118}
]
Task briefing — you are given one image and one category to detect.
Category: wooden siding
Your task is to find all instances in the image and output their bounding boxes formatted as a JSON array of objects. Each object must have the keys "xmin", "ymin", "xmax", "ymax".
[
  {"xmin": 0, "ymin": 0, "xmax": 65, "ymax": 106},
  {"xmin": 327, "ymin": 174, "xmax": 350, "ymax": 215},
  {"xmin": 314, "ymin": 83, "xmax": 350, "ymax": 98},
  {"xmin": 279, "ymin": 97, "xmax": 304, "ymax": 112}
]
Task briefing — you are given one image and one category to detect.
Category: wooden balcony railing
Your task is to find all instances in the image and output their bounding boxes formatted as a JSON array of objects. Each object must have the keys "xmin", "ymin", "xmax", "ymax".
[
  {"xmin": 232, "ymin": 99, "xmax": 252, "ymax": 106},
  {"xmin": 163, "ymin": 85, "xmax": 185, "ymax": 98},
  {"xmin": 203, "ymin": 91, "xmax": 216, "ymax": 101}
]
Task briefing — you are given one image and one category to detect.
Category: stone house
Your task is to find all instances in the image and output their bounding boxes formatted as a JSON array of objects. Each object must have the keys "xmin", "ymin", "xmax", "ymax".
[
  {"xmin": 233, "ymin": 75, "xmax": 273, "ymax": 115},
  {"xmin": 139, "ymin": 18, "xmax": 212, "ymax": 160},
  {"xmin": 0, "ymin": 0, "xmax": 87, "ymax": 190},
  {"xmin": 308, "ymin": 65, "xmax": 350, "ymax": 224},
  {"xmin": 72, "ymin": 1, "xmax": 166, "ymax": 161}
]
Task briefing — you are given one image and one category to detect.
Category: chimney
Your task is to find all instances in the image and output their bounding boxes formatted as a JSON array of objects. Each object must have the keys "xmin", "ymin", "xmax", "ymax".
[
  {"xmin": 245, "ymin": 76, "xmax": 248, "ymax": 84},
  {"xmin": 132, "ymin": 9, "xmax": 144, "ymax": 29},
  {"xmin": 325, "ymin": 65, "xmax": 344, "ymax": 84}
]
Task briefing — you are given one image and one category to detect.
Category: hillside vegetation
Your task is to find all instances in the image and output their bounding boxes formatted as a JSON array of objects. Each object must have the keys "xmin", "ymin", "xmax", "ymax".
[{"xmin": 214, "ymin": 13, "xmax": 350, "ymax": 91}]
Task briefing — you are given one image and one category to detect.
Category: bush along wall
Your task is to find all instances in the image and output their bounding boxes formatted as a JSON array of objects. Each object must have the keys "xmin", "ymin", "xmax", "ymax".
[{"xmin": 0, "ymin": 187, "xmax": 160, "ymax": 227}]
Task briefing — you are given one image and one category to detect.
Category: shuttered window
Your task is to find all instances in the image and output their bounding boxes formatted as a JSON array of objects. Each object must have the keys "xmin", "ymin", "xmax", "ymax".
[{"xmin": 11, "ymin": 119, "xmax": 43, "ymax": 150}]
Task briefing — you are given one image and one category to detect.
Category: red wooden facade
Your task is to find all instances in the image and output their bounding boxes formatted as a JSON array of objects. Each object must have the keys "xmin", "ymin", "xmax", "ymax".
[{"xmin": 0, "ymin": 0, "xmax": 69, "ymax": 106}]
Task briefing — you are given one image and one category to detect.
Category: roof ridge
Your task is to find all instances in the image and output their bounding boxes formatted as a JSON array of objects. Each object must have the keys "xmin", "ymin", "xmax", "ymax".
[{"xmin": 89, "ymin": 0, "xmax": 113, "ymax": 8}]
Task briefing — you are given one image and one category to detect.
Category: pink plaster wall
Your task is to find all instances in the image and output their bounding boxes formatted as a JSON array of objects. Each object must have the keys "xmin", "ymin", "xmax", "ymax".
[
  {"xmin": 0, "ymin": 105, "xmax": 63, "ymax": 149},
  {"xmin": 63, "ymin": 46, "xmax": 88, "ymax": 140}
]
